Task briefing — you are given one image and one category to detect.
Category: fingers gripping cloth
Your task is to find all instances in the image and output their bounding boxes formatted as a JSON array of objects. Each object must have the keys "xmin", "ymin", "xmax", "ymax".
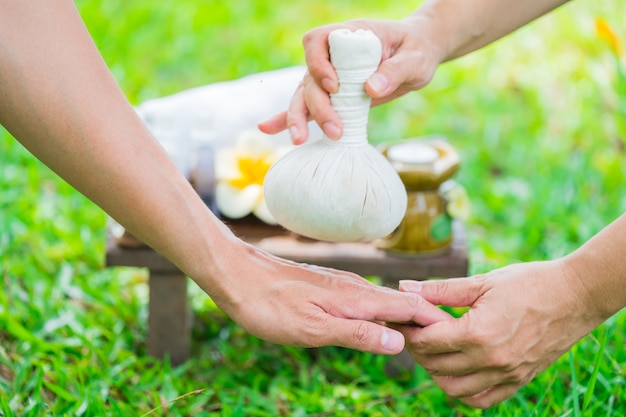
[{"xmin": 263, "ymin": 29, "xmax": 407, "ymax": 242}]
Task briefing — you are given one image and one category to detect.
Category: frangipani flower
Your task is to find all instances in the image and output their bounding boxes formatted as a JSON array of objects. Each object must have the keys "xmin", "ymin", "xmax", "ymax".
[
  {"xmin": 441, "ymin": 180, "xmax": 471, "ymax": 222},
  {"xmin": 215, "ymin": 130, "xmax": 290, "ymax": 225}
]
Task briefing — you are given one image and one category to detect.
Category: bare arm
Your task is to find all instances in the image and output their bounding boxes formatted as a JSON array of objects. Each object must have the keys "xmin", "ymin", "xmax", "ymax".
[
  {"xmin": 419, "ymin": 0, "xmax": 570, "ymax": 61},
  {"xmin": 258, "ymin": 0, "xmax": 570, "ymax": 143},
  {"xmin": 0, "ymin": 0, "xmax": 453, "ymax": 353},
  {"xmin": 0, "ymin": 0, "xmax": 231, "ymax": 289}
]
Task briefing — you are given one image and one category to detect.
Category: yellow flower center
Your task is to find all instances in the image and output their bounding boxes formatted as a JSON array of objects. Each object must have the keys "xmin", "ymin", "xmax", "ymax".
[{"xmin": 227, "ymin": 155, "xmax": 274, "ymax": 189}]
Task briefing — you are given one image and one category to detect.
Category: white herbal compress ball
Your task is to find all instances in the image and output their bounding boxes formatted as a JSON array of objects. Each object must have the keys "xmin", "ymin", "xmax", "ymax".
[{"xmin": 264, "ymin": 29, "xmax": 407, "ymax": 242}]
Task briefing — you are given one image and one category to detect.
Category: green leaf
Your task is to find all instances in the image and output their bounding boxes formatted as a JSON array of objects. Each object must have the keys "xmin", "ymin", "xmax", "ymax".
[
  {"xmin": 583, "ymin": 327, "xmax": 610, "ymax": 410},
  {"xmin": 43, "ymin": 380, "xmax": 75, "ymax": 402}
]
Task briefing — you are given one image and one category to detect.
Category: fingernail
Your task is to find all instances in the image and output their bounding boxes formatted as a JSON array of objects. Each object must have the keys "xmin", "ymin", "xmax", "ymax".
[
  {"xmin": 367, "ymin": 73, "xmax": 389, "ymax": 95},
  {"xmin": 323, "ymin": 122, "xmax": 341, "ymax": 139},
  {"xmin": 399, "ymin": 280, "xmax": 422, "ymax": 293},
  {"xmin": 381, "ymin": 330, "xmax": 404, "ymax": 352},
  {"xmin": 289, "ymin": 126, "xmax": 301, "ymax": 143},
  {"xmin": 322, "ymin": 77, "xmax": 337, "ymax": 93}
]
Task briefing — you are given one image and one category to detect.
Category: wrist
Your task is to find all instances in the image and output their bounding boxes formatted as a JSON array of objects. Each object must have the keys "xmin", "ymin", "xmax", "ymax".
[
  {"xmin": 406, "ymin": 0, "xmax": 484, "ymax": 63},
  {"xmin": 562, "ymin": 215, "xmax": 626, "ymax": 322},
  {"xmin": 401, "ymin": 13, "xmax": 449, "ymax": 67},
  {"xmin": 182, "ymin": 215, "xmax": 244, "ymax": 303},
  {"xmin": 561, "ymin": 247, "xmax": 626, "ymax": 324}
]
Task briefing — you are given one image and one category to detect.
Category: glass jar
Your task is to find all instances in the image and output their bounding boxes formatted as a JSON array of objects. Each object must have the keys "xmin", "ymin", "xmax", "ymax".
[{"xmin": 375, "ymin": 137, "xmax": 460, "ymax": 256}]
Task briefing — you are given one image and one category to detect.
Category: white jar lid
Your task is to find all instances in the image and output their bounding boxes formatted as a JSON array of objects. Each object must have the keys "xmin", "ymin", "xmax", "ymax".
[{"xmin": 387, "ymin": 142, "xmax": 439, "ymax": 165}]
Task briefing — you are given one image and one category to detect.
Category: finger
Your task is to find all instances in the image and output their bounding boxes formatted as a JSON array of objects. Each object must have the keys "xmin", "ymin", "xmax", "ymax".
[
  {"xmin": 302, "ymin": 75, "xmax": 342, "ymax": 140},
  {"xmin": 412, "ymin": 351, "xmax": 481, "ymax": 376},
  {"xmin": 432, "ymin": 372, "xmax": 509, "ymax": 400},
  {"xmin": 302, "ymin": 25, "xmax": 338, "ymax": 94},
  {"xmin": 335, "ymin": 287, "xmax": 453, "ymax": 326},
  {"xmin": 257, "ymin": 111, "xmax": 288, "ymax": 135},
  {"xmin": 285, "ymin": 82, "xmax": 310, "ymax": 144},
  {"xmin": 459, "ymin": 384, "xmax": 522, "ymax": 409},
  {"xmin": 396, "ymin": 318, "xmax": 468, "ymax": 354},
  {"xmin": 399, "ymin": 276, "xmax": 486, "ymax": 307},
  {"xmin": 324, "ymin": 316, "xmax": 406, "ymax": 354},
  {"xmin": 397, "ymin": 292, "xmax": 452, "ymax": 325}
]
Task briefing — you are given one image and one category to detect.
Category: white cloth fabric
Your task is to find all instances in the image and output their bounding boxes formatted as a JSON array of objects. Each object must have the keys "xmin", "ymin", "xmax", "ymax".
[
  {"xmin": 327, "ymin": 29, "xmax": 382, "ymax": 145},
  {"xmin": 136, "ymin": 66, "xmax": 321, "ymax": 177}
]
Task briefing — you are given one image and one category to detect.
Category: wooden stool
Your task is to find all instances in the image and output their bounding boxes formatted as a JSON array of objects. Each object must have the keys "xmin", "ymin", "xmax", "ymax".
[{"xmin": 105, "ymin": 218, "xmax": 469, "ymax": 365}]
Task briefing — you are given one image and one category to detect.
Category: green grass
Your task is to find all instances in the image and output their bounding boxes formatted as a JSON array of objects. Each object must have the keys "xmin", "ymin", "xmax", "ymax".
[{"xmin": 2, "ymin": 0, "xmax": 626, "ymax": 415}]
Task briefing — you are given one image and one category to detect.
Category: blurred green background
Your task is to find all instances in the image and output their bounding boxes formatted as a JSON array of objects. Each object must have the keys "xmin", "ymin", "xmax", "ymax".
[{"xmin": 1, "ymin": 0, "xmax": 625, "ymax": 415}]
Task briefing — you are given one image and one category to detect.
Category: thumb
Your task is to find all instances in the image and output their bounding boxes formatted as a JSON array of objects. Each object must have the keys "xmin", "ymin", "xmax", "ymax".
[
  {"xmin": 325, "ymin": 318, "xmax": 406, "ymax": 355},
  {"xmin": 365, "ymin": 54, "xmax": 432, "ymax": 100},
  {"xmin": 399, "ymin": 277, "xmax": 485, "ymax": 307},
  {"xmin": 365, "ymin": 54, "xmax": 410, "ymax": 98}
]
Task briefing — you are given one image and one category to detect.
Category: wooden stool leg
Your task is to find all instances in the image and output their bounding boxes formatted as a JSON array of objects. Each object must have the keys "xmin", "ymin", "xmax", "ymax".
[
  {"xmin": 385, "ymin": 348, "xmax": 416, "ymax": 377},
  {"xmin": 148, "ymin": 272, "xmax": 191, "ymax": 365}
]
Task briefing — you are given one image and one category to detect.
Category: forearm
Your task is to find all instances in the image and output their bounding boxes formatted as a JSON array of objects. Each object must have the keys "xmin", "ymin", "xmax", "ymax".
[
  {"xmin": 408, "ymin": 0, "xmax": 571, "ymax": 62},
  {"xmin": 0, "ymin": 0, "xmax": 236, "ymax": 295},
  {"xmin": 563, "ymin": 213, "xmax": 626, "ymax": 321}
]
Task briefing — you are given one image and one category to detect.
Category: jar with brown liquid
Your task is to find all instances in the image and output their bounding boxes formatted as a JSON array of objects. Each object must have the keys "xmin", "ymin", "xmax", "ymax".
[{"xmin": 375, "ymin": 138, "xmax": 460, "ymax": 256}]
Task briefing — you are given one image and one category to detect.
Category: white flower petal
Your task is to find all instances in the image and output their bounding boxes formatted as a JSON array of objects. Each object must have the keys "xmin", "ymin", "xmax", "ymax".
[
  {"xmin": 253, "ymin": 197, "xmax": 278, "ymax": 225},
  {"xmin": 216, "ymin": 183, "xmax": 262, "ymax": 219},
  {"xmin": 236, "ymin": 130, "xmax": 276, "ymax": 158},
  {"xmin": 446, "ymin": 185, "xmax": 471, "ymax": 221},
  {"xmin": 215, "ymin": 149, "xmax": 240, "ymax": 180}
]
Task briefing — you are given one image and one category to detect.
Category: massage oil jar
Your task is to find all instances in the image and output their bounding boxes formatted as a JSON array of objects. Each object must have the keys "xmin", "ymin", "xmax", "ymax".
[{"xmin": 375, "ymin": 138, "xmax": 460, "ymax": 256}]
